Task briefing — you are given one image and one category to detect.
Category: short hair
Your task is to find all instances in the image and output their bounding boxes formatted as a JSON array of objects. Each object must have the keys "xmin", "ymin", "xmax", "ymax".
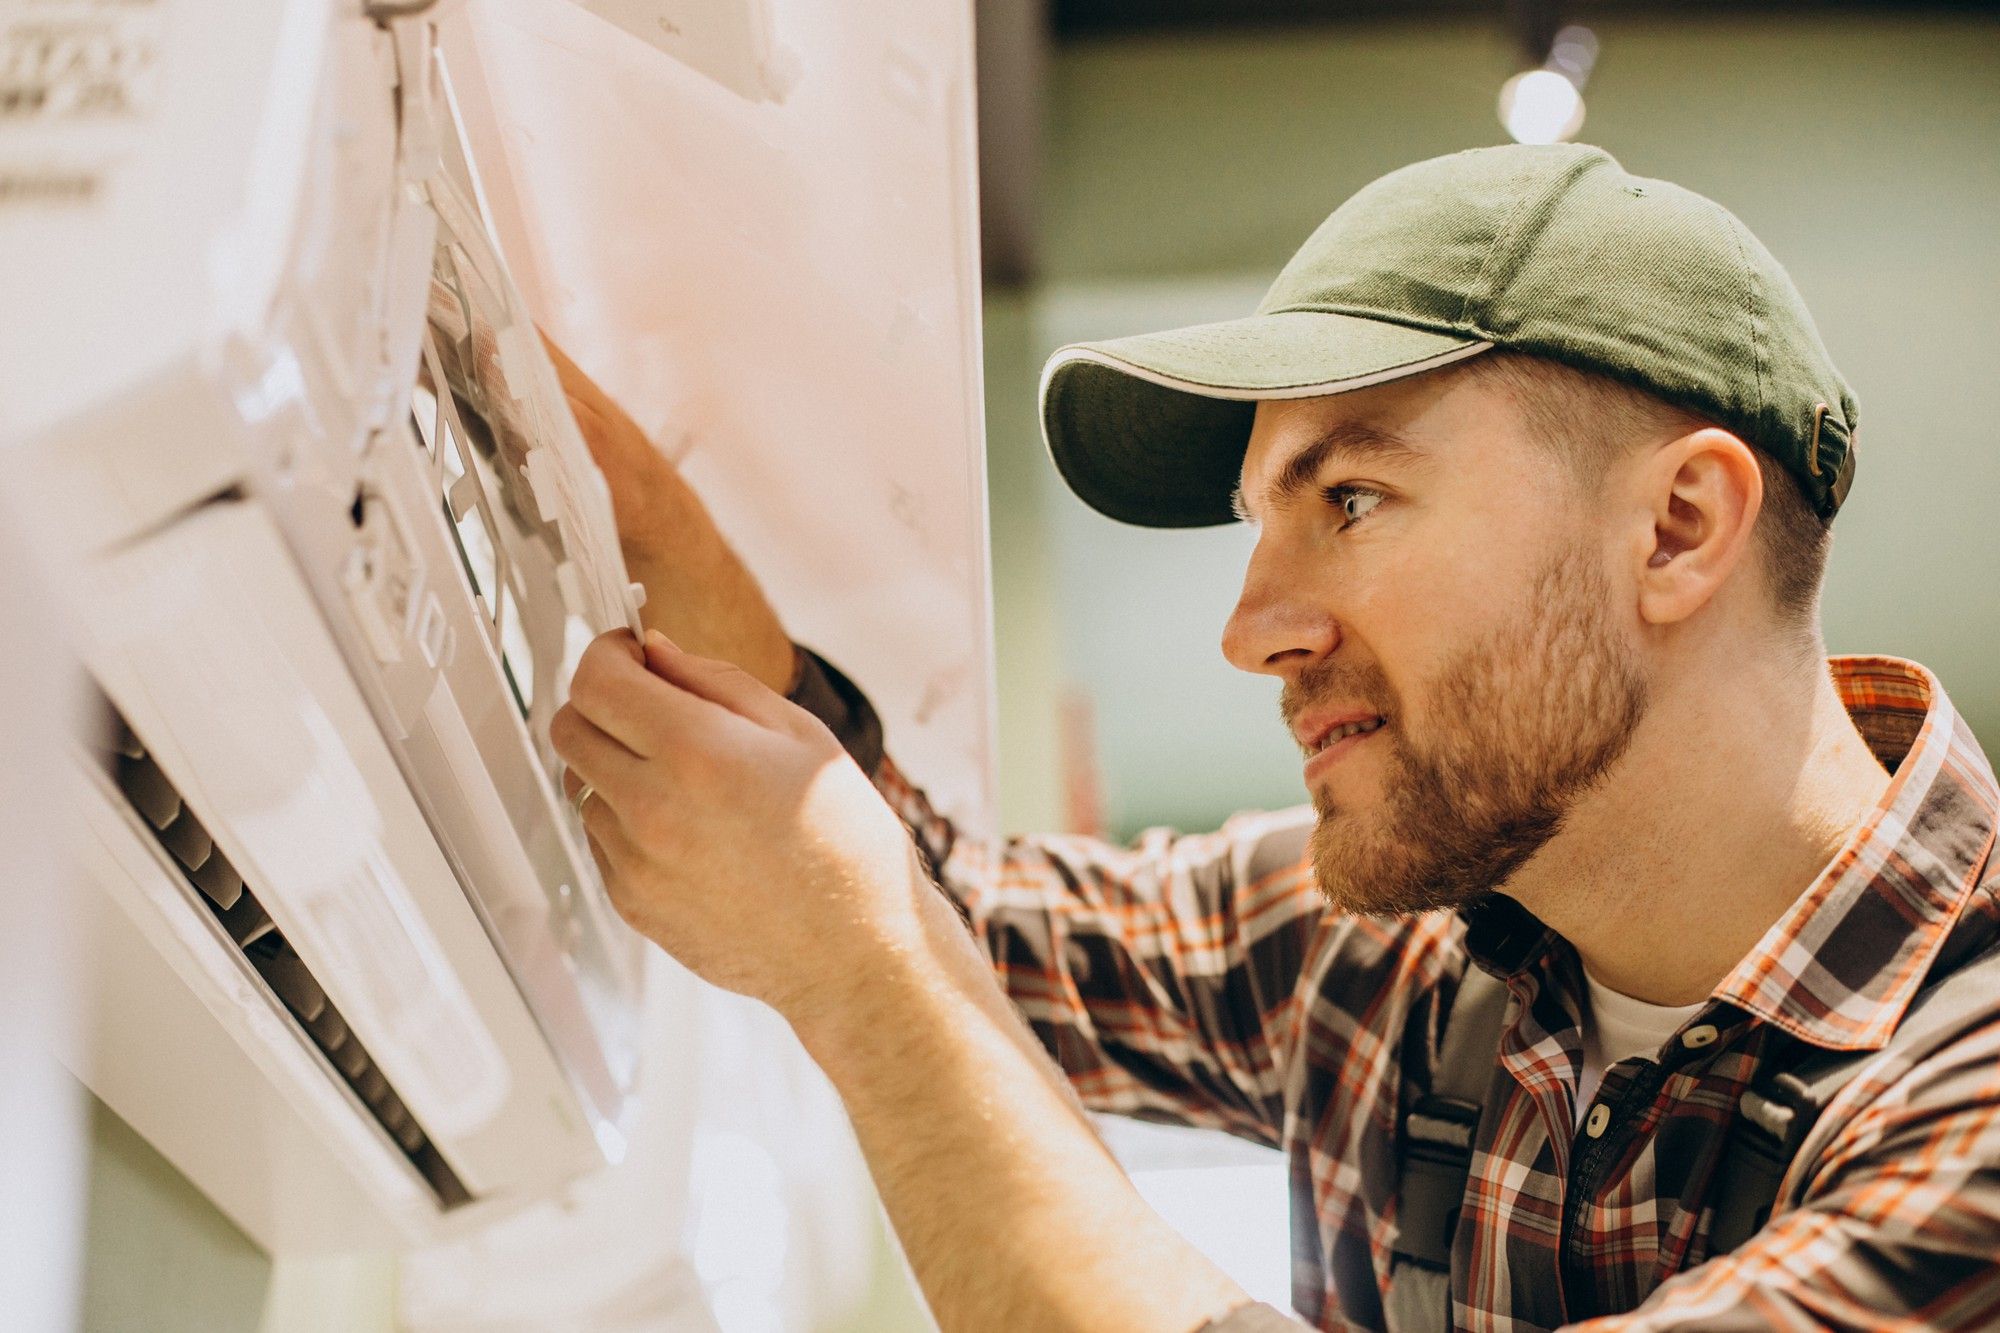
[{"xmin": 1461, "ymin": 351, "xmax": 1831, "ymax": 630}]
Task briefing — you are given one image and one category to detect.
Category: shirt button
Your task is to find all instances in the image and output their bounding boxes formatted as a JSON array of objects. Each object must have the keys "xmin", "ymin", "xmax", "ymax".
[
  {"xmin": 1585, "ymin": 1102, "xmax": 1611, "ymax": 1138},
  {"xmin": 1681, "ymin": 1024, "xmax": 1720, "ymax": 1049}
]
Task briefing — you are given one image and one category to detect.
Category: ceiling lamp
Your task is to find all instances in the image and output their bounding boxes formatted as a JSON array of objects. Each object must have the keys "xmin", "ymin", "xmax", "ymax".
[{"xmin": 1498, "ymin": 23, "xmax": 1598, "ymax": 144}]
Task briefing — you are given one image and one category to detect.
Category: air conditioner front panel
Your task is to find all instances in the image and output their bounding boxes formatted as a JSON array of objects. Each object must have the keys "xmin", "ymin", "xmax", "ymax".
[
  {"xmin": 77, "ymin": 495, "xmax": 606, "ymax": 1209},
  {"xmin": 282, "ymin": 391, "xmax": 645, "ymax": 1144},
  {"xmin": 6, "ymin": 0, "xmax": 655, "ymax": 1254},
  {"xmin": 68, "ymin": 758, "xmax": 439, "ymax": 1252}
]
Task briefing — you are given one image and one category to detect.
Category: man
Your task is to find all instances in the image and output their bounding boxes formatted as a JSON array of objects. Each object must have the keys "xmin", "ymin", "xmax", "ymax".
[{"xmin": 548, "ymin": 144, "xmax": 2000, "ymax": 1331}]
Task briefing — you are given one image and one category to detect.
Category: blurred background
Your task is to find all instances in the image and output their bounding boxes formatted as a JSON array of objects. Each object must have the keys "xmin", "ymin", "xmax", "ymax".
[
  {"xmin": 978, "ymin": 0, "xmax": 2000, "ymax": 845},
  {"xmin": 973, "ymin": 0, "xmax": 2000, "ymax": 1308}
]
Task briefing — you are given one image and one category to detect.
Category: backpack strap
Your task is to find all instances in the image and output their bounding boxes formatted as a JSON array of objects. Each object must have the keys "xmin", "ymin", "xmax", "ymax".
[
  {"xmin": 1385, "ymin": 963, "xmax": 1511, "ymax": 1333},
  {"xmin": 1709, "ymin": 934, "xmax": 2000, "ymax": 1256}
]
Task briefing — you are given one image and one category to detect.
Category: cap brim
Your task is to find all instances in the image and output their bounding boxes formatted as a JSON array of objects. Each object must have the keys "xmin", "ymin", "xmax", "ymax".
[{"xmin": 1039, "ymin": 310, "xmax": 1490, "ymax": 527}]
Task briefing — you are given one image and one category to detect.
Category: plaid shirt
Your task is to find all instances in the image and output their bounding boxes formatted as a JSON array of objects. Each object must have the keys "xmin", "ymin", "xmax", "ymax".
[{"xmin": 793, "ymin": 653, "xmax": 2000, "ymax": 1331}]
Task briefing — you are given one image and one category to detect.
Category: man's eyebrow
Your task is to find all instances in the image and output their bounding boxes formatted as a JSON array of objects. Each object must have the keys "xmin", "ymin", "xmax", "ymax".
[{"xmin": 1231, "ymin": 421, "xmax": 1427, "ymax": 522}]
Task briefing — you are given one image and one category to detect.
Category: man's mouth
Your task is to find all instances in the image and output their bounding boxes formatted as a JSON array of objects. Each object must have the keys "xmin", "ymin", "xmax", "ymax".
[
  {"xmin": 1310, "ymin": 716, "xmax": 1386, "ymax": 754},
  {"xmin": 1295, "ymin": 711, "xmax": 1389, "ymax": 759}
]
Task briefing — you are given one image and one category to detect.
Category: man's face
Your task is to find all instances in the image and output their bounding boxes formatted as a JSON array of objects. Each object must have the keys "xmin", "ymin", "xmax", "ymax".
[{"xmin": 1223, "ymin": 367, "xmax": 1650, "ymax": 915}]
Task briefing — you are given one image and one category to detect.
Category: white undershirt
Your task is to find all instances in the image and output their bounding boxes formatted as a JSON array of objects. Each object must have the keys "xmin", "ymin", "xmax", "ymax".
[{"xmin": 1575, "ymin": 972, "xmax": 1706, "ymax": 1124}]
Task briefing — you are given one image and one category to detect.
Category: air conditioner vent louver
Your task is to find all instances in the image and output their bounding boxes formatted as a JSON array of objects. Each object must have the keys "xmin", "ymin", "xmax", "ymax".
[{"xmin": 101, "ymin": 708, "xmax": 473, "ymax": 1210}]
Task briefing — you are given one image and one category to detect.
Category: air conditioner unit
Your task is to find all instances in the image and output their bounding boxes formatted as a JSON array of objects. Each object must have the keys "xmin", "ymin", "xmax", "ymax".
[{"xmin": 1, "ymin": 0, "xmax": 653, "ymax": 1251}]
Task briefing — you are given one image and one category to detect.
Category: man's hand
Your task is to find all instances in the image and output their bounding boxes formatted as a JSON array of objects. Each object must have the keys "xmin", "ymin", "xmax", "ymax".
[
  {"xmin": 553, "ymin": 628, "xmax": 925, "ymax": 1011},
  {"xmin": 552, "ymin": 628, "xmax": 1254, "ymax": 1333},
  {"xmin": 544, "ymin": 336, "xmax": 799, "ymax": 694}
]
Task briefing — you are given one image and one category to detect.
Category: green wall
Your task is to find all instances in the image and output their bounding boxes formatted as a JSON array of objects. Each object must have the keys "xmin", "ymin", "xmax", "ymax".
[
  {"xmin": 987, "ymin": 11, "xmax": 2000, "ymax": 839},
  {"xmin": 78, "ymin": 1096, "xmax": 270, "ymax": 1333}
]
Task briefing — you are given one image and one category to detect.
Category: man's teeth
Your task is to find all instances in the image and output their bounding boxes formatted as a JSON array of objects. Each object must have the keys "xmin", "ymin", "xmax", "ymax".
[{"xmin": 1315, "ymin": 718, "xmax": 1384, "ymax": 753}]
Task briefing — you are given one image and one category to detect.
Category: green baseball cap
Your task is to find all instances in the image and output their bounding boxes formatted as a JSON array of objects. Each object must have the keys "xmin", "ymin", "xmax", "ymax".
[{"xmin": 1040, "ymin": 143, "xmax": 1858, "ymax": 527}]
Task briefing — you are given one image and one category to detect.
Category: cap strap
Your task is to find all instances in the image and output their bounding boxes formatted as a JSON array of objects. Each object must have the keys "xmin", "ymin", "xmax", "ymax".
[
  {"xmin": 1808, "ymin": 403, "xmax": 1856, "ymax": 519},
  {"xmin": 1828, "ymin": 424, "xmax": 1857, "ymax": 516}
]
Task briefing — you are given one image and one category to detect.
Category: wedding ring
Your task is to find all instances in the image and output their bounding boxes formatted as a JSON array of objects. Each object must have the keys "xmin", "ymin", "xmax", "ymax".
[{"xmin": 571, "ymin": 782, "xmax": 597, "ymax": 818}]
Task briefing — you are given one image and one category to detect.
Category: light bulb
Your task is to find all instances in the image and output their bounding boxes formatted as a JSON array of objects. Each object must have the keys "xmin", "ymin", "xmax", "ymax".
[{"xmin": 1498, "ymin": 68, "xmax": 1585, "ymax": 145}]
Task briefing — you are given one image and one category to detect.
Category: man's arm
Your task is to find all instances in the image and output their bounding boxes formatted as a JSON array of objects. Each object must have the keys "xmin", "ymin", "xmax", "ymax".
[
  {"xmin": 552, "ymin": 343, "xmax": 1331, "ymax": 1142},
  {"xmin": 798, "ymin": 855, "xmax": 1253, "ymax": 1332},
  {"xmin": 549, "ymin": 630, "xmax": 1282, "ymax": 1332}
]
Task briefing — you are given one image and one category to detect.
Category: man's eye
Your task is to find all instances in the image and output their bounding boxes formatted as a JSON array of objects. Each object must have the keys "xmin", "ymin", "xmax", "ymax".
[{"xmin": 1322, "ymin": 484, "xmax": 1385, "ymax": 527}]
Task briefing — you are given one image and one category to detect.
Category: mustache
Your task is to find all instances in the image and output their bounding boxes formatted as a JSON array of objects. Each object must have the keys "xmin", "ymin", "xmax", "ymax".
[{"xmin": 1279, "ymin": 658, "xmax": 1398, "ymax": 731}]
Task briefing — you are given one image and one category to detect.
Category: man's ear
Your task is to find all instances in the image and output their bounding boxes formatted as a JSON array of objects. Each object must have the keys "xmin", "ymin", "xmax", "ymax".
[{"xmin": 1634, "ymin": 428, "xmax": 1762, "ymax": 628}]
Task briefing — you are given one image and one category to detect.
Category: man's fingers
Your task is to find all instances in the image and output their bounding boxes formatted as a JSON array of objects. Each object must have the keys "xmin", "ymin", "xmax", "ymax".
[
  {"xmin": 642, "ymin": 631, "xmax": 800, "ymax": 733},
  {"xmin": 549, "ymin": 700, "xmax": 649, "ymax": 808},
  {"xmin": 557, "ymin": 755, "xmax": 652, "ymax": 926},
  {"xmin": 556, "ymin": 740, "xmax": 655, "ymax": 915},
  {"xmin": 567, "ymin": 630, "xmax": 686, "ymax": 757},
  {"xmin": 578, "ymin": 782, "xmax": 637, "ymax": 872}
]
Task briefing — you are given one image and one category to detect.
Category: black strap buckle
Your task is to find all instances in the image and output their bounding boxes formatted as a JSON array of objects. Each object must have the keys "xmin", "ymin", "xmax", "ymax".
[
  {"xmin": 1405, "ymin": 1092, "xmax": 1481, "ymax": 1161},
  {"xmin": 1738, "ymin": 1070, "xmax": 1816, "ymax": 1162},
  {"xmin": 1393, "ymin": 1094, "xmax": 1483, "ymax": 1267}
]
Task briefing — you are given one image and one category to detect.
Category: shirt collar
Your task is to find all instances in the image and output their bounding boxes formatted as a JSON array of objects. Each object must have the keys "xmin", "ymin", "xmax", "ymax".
[
  {"xmin": 1463, "ymin": 657, "xmax": 1998, "ymax": 1053},
  {"xmin": 1710, "ymin": 656, "xmax": 1998, "ymax": 1050}
]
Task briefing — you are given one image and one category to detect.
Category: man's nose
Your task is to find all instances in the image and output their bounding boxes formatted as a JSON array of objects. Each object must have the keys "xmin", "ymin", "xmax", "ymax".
[{"xmin": 1221, "ymin": 547, "xmax": 1339, "ymax": 678}]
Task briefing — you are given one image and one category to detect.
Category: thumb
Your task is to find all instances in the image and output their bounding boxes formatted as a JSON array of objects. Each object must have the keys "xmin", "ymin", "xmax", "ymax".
[{"xmin": 643, "ymin": 631, "xmax": 799, "ymax": 732}]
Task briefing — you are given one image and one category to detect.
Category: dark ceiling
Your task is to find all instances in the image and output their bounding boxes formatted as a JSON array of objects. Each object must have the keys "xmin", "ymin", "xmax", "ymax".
[{"xmin": 1051, "ymin": 0, "xmax": 2000, "ymax": 39}]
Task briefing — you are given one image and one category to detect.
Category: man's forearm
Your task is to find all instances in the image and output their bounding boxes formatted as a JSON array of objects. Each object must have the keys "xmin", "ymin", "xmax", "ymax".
[
  {"xmin": 791, "ymin": 884, "xmax": 1248, "ymax": 1333},
  {"xmin": 550, "ymin": 340, "xmax": 1253, "ymax": 1330}
]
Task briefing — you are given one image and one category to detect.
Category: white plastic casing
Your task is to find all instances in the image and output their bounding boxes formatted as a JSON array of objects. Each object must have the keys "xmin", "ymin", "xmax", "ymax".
[{"xmin": 1, "ymin": 0, "xmax": 648, "ymax": 1251}]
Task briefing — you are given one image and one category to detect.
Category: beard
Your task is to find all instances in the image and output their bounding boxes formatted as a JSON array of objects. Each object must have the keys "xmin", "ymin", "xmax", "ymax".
[{"xmin": 1285, "ymin": 545, "xmax": 1649, "ymax": 916}]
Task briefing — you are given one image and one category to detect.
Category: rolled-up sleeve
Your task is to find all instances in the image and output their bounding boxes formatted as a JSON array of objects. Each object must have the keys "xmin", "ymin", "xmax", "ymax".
[
  {"xmin": 787, "ymin": 646, "xmax": 1328, "ymax": 1145},
  {"xmin": 786, "ymin": 646, "xmax": 884, "ymax": 775}
]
